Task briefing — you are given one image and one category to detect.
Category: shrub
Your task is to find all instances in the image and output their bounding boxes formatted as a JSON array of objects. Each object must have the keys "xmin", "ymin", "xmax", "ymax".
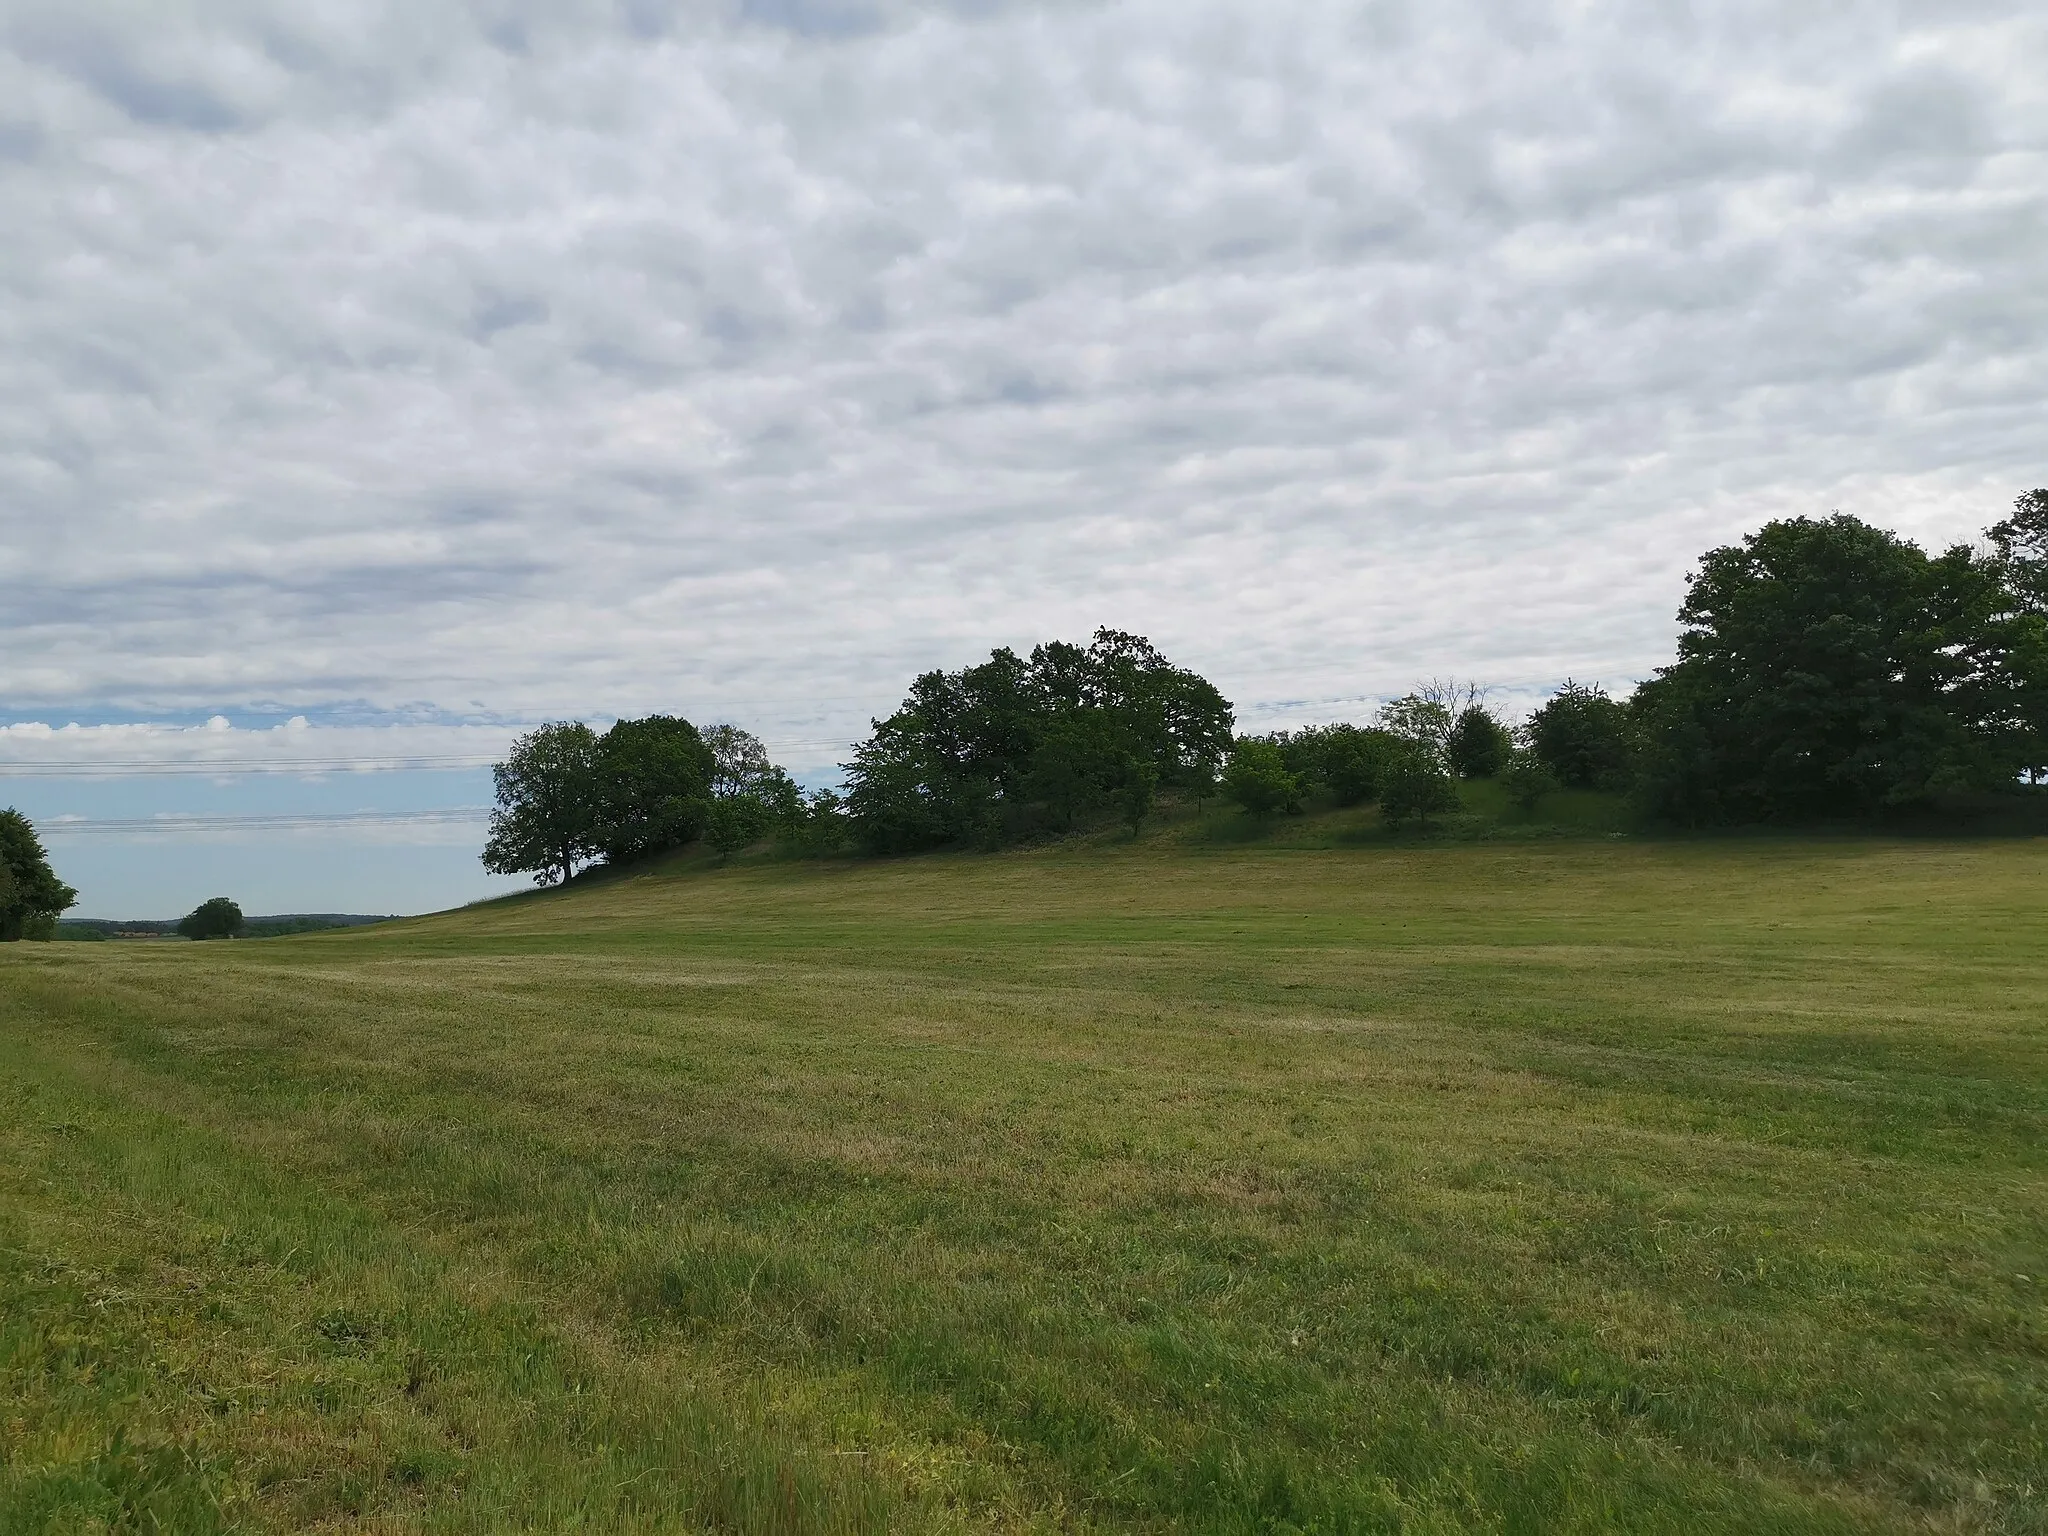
[{"xmin": 1499, "ymin": 750, "xmax": 1561, "ymax": 812}]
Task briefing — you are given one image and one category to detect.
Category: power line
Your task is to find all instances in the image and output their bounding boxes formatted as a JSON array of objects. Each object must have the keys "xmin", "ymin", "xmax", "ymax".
[{"xmin": 40, "ymin": 808, "xmax": 492, "ymax": 836}]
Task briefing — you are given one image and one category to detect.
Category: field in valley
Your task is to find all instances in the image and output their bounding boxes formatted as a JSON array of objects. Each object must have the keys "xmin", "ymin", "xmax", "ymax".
[{"xmin": 3, "ymin": 833, "xmax": 2044, "ymax": 1532}]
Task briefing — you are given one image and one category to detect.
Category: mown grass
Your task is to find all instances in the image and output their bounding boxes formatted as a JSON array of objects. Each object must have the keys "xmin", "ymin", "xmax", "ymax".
[{"xmin": 3, "ymin": 831, "xmax": 2044, "ymax": 1532}]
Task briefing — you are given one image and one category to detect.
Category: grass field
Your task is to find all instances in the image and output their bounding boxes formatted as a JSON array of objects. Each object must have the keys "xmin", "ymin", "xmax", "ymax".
[{"xmin": 3, "ymin": 831, "xmax": 2045, "ymax": 1532}]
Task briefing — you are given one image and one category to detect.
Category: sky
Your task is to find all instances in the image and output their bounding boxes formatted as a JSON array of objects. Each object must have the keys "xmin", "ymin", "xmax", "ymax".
[{"xmin": 2, "ymin": 0, "xmax": 2044, "ymax": 917}]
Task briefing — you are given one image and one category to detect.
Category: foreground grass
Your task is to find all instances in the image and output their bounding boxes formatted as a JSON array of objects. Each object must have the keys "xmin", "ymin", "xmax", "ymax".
[{"xmin": 2, "ymin": 837, "xmax": 2044, "ymax": 1532}]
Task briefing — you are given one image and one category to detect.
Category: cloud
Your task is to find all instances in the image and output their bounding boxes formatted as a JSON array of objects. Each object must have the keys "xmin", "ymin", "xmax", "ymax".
[
  {"xmin": 2, "ymin": 0, "xmax": 2044, "ymax": 765},
  {"xmin": 0, "ymin": 716, "xmax": 511, "ymax": 773}
]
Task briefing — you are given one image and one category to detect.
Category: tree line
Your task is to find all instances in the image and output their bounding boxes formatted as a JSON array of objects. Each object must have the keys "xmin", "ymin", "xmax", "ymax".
[
  {"xmin": 7, "ymin": 493, "xmax": 2036, "ymax": 933},
  {"xmin": 474, "ymin": 490, "xmax": 2048, "ymax": 883}
]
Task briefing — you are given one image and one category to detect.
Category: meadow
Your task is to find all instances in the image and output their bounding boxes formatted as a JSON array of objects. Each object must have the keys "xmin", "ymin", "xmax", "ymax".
[{"xmin": 2, "ymin": 825, "xmax": 2044, "ymax": 1532}]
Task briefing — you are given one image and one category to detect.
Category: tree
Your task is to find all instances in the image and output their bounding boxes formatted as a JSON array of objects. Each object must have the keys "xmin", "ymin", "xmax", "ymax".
[
  {"xmin": 703, "ymin": 724, "xmax": 775, "ymax": 800},
  {"xmin": 593, "ymin": 715, "xmax": 714, "ymax": 865},
  {"xmin": 1376, "ymin": 694, "xmax": 1454, "ymax": 764},
  {"xmin": 843, "ymin": 714, "xmax": 977, "ymax": 854},
  {"xmin": 1498, "ymin": 749, "xmax": 1560, "ymax": 812},
  {"xmin": 1061, "ymin": 629, "xmax": 1235, "ymax": 792},
  {"xmin": 0, "ymin": 810, "xmax": 76, "ymax": 942},
  {"xmin": 482, "ymin": 722, "xmax": 601, "ymax": 886},
  {"xmin": 1117, "ymin": 755, "xmax": 1158, "ymax": 833},
  {"xmin": 1221, "ymin": 738, "xmax": 1302, "ymax": 816},
  {"xmin": 178, "ymin": 896, "xmax": 244, "ymax": 940},
  {"xmin": 705, "ymin": 794, "xmax": 771, "ymax": 861},
  {"xmin": 842, "ymin": 630, "xmax": 1234, "ymax": 851},
  {"xmin": 1024, "ymin": 708, "xmax": 1133, "ymax": 830},
  {"xmin": 1379, "ymin": 745, "xmax": 1460, "ymax": 828},
  {"xmin": 1528, "ymin": 681, "xmax": 1632, "ymax": 789},
  {"xmin": 780, "ymin": 787, "xmax": 852, "ymax": 856},
  {"xmin": 1986, "ymin": 489, "xmax": 2048, "ymax": 781},
  {"xmin": 1632, "ymin": 514, "xmax": 2008, "ymax": 823},
  {"xmin": 1446, "ymin": 707, "xmax": 1513, "ymax": 778},
  {"xmin": 1322, "ymin": 725, "xmax": 1406, "ymax": 806},
  {"xmin": 1989, "ymin": 488, "xmax": 2048, "ymax": 613}
]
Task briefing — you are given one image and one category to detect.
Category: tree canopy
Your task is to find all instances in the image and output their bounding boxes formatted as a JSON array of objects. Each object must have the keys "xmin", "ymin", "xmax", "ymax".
[
  {"xmin": 475, "ymin": 492, "xmax": 2048, "ymax": 867},
  {"xmin": 1528, "ymin": 682, "xmax": 1632, "ymax": 789},
  {"xmin": 592, "ymin": 715, "xmax": 715, "ymax": 866},
  {"xmin": 1446, "ymin": 706, "xmax": 1513, "ymax": 779},
  {"xmin": 178, "ymin": 896, "xmax": 244, "ymax": 940},
  {"xmin": 483, "ymin": 721, "xmax": 602, "ymax": 885},
  {"xmin": 0, "ymin": 809, "xmax": 76, "ymax": 942},
  {"xmin": 1633, "ymin": 513, "xmax": 2016, "ymax": 822},
  {"xmin": 843, "ymin": 629, "xmax": 1232, "ymax": 852},
  {"xmin": 484, "ymin": 716, "xmax": 810, "ymax": 883}
]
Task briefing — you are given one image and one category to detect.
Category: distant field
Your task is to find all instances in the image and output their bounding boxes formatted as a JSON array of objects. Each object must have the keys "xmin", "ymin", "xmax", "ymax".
[{"xmin": 3, "ymin": 833, "xmax": 2044, "ymax": 1532}]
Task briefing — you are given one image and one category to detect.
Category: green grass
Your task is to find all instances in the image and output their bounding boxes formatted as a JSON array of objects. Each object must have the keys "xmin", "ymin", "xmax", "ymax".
[{"xmin": 3, "ymin": 832, "xmax": 2045, "ymax": 1532}]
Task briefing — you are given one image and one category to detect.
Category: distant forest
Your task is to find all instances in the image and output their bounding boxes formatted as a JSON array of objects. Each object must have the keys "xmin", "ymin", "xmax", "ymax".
[{"xmin": 475, "ymin": 493, "xmax": 2048, "ymax": 885}]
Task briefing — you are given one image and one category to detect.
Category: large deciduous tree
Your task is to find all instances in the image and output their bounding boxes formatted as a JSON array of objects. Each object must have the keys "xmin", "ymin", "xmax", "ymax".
[
  {"xmin": 178, "ymin": 896, "xmax": 244, "ymax": 940},
  {"xmin": 1632, "ymin": 514, "xmax": 2009, "ymax": 823},
  {"xmin": 0, "ymin": 809, "xmax": 76, "ymax": 941},
  {"xmin": 483, "ymin": 722, "xmax": 602, "ymax": 885},
  {"xmin": 1986, "ymin": 489, "xmax": 2048, "ymax": 781},
  {"xmin": 593, "ymin": 715, "xmax": 714, "ymax": 865},
  {"xmin": 843, "ymin": 629, "xmax": 1232, "ymax": 852}
]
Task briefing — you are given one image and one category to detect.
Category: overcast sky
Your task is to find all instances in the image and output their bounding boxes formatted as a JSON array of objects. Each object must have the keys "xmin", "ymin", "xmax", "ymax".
[{"xmin": 3, "ymin": 0, "xmax": 2044, "ymax": 914}]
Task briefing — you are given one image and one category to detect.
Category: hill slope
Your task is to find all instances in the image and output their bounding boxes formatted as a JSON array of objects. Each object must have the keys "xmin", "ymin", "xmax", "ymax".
[{"xmin": 4, "ymin": 837, "xmax": 2044, "ymax": 1531}]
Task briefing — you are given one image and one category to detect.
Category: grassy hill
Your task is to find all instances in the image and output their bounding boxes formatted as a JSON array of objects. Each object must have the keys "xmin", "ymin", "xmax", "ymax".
[{"xmin": 3, "ymin": 832, "xmax": 2044, "ymax": 1532}]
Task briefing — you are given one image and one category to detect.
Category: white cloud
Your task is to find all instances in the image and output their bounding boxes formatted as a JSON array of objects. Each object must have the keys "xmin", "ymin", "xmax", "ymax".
[
  {"xmin": 2, "ymin": 0, "xmax": 2044, "ymax": 764},
  {"xmin": 0, "ymin": 717, "xmax": 514, "ymax": 774}
]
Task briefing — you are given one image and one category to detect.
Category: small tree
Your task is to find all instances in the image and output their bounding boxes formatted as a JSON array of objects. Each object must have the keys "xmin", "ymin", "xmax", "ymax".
[
  {"xmin": 1322, "ymin": 726, "xmax": 1405, "ymax": 806},
  {"xmin": 703, "ymin": 724, "xmax": 775, "ymax": 799},
  {"xmin": 1528, "ymin": 681, "xmax": 1633, "ymax": 789},
  {"xmin": 706, "ymin": 794, "xmax": 770, "ymax": 861},
  {"xmin": 178, "ymin": 896, "xmax": 244, "ymax": 940},
  {"xmin": 1376, "ymin": 694, "xmax": 1455, "ymax": 763},
  {"xmin": 1221, "ymin": 739, "xmax": 1302, "ymax": 816},
  {"xmin": 1446, "ymin": 707, "xmax": 1513, "ymax": 778},
  {"xmin": 1499, "ymin": 749, "xmax": 1560, "ymax": 812},
  {"xmin": 780, "ymin": 787, "xmax": 852, "ymax": 856},
  {"xmin": 0, "ymin": 809, "xmax": 77, "ymax": 942},
  {"xmin": 1379, "ymin": 747, "xmax": 1460, "ymax": 829}
]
